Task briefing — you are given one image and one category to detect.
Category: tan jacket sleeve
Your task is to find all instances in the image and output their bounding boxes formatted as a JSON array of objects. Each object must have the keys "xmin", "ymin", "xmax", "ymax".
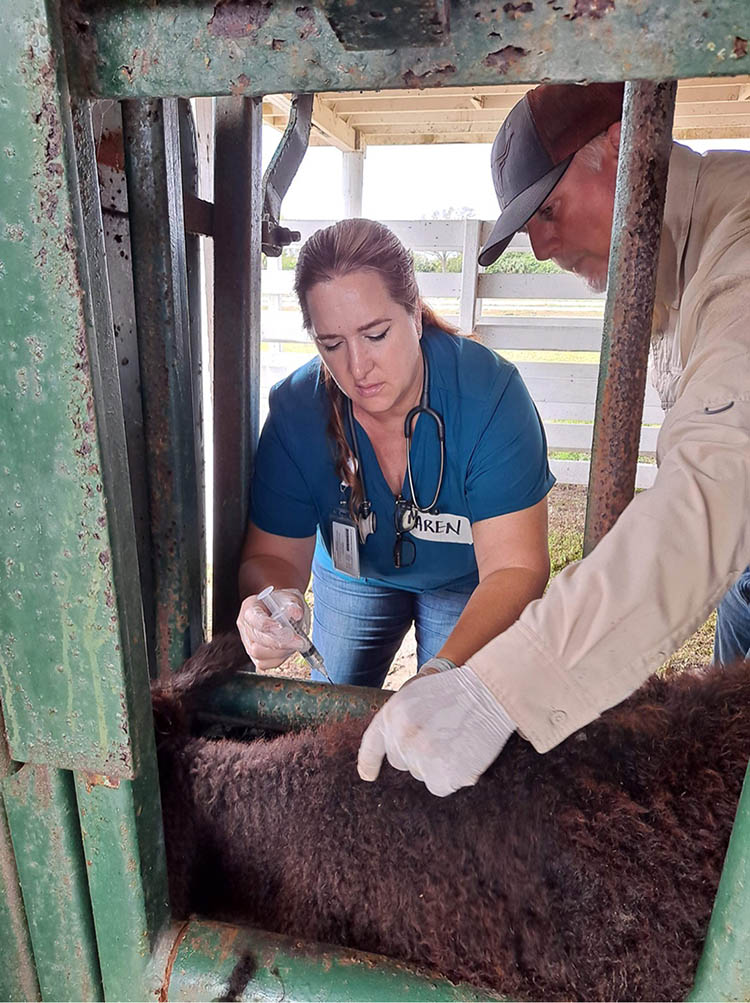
[{"xmin": 467, "ymin": 249, "xmax": 750, "ymax": 752}]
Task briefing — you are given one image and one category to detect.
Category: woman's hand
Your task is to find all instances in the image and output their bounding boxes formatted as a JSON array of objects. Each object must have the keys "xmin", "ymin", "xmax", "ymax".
[
  {"xmin": 236, "ymin": 588, "xmax": 311, "ymax": 670},
  {"xmin": 358, "ymin": 665, "xmax": 516, "ymax": 797}
]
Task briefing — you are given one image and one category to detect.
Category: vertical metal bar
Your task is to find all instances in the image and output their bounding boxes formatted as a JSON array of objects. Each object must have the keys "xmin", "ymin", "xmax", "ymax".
[
  {"xmin": 342, "ymin": 150, "xmax": 365, "ymax": 218},
  {"xmin": 0, "ymin": 708, "xmax": 40, "ymax": 1003},
  {"xmin": 0, "ymin": 0, "xmax": 140, "ymax": 776},
  {"xmin": 212, "ymin": 97, "xmax": 263, "ymax": 632},
  {"xmin": 583, "ymin": 80, "xmax": 676, "ymax": 555},
  {"xmin": 121, "ymin": 98, "xmax": 203, "ymax": 674},
  {"xmin": 94, "ymin": 98, "xmax": 159, "ymax": 678},
  {"xmin": 69, "ymin": 97, "xmax": 172, "ymax": 1002},
  {"xmin": 74, "ymin": 767, "xmax": 169, "ymax": 1003},
  {"xmin": 178, "ymin": 98, "xmax": 209, "ymax": 641},
  {"xmin": 688, "ymin": 765, "xmax": 750, "ymax": 1002},
  {"xmin": 459, "ymin": 218, "xmax": 481, "ymax": 335},
  {"xmin": 3, "ymin": 765, "xmax": 104, "ymax": 1002}
]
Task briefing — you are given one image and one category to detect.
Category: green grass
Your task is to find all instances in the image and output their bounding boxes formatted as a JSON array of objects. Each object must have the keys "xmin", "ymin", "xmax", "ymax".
[
  {"xmin": 548, "ymin": 530, "xmax": 584, "ymax": 579},
  {"xmin": 550, "ymin": 450, "xmax": 656, "ymax": 465}
]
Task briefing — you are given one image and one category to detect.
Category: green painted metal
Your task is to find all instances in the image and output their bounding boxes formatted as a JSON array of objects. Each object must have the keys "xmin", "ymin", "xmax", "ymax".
[
  {"xmin": 0, "ymin": 0, "xmax": 138, "ymax": 776},
  {"xmin": 120, "ymin": 96, "xmax": 203, "ymax": 676},
  {"xmin": 3, "ymin": 764, "xmax": 103, "ymax": 1002},
  {"xmin": 199, "ymin": 672, "xmax": 389, "ymax": 733},
  {"xmin": 164, "ymin": 920, "xmax": 503, "ymax": 1001},
  {"xmin": 689, "ymin": 764, "xmax": 750, "ymax": 1002},
  {"xmin": 0, "ymin": 803, "xmax": 40, "ymax": 1003},
  {"xmin": 319, "ymin": 0, "xmax": 449, "ymax": 50},
  {"xmin": 0, "ymin": 707, "xmax": 40, "ymax": 1003},
  {"xmin": 62, "ymin": 0, "xmax": 750, "ymax": 100},
  {"xmin": 212, "ymin": 96, "xmax": 263, "ymax": 632},
  {"xmin": 74, "ymin": 763, "xmax": 170, "ymax": 1003}
]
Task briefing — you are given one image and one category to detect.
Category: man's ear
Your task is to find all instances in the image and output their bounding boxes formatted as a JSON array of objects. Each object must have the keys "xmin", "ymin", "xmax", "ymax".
[{"xmin": 607, "ymin": 120, "xmax": 622, "ymax": 153}]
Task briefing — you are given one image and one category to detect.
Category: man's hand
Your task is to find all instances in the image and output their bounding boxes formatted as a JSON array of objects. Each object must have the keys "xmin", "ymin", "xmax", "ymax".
[{"xmin": 358, "ymin": 665, "xmax": 516, "ymax": 797}]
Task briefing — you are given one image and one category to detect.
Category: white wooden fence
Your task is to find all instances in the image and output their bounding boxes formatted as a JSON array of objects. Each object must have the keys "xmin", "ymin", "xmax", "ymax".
[{"xmin": 261, "ymin": 219, "xmax": 663, "ymax": 488}]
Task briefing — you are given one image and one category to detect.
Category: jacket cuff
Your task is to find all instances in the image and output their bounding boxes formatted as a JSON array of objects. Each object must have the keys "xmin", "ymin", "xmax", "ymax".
[{"xmin": 465, "ymin": 622, "xmax": 602, "ymax": 753}]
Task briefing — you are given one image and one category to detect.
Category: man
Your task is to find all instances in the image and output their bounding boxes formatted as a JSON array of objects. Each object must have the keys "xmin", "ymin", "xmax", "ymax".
[{"xmin": 357, "ymin": 81, "xmax": 750, "ymax": 797}]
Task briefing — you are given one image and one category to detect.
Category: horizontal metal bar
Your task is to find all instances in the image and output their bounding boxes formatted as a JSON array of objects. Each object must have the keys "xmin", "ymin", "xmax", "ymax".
[
  {"xmin": 62, "ymin": 1, "xmax": 750, "ymax": 100},
  {"xmin": 199, "ymin": 672, "xmax": 388, "ymax": 732},
  {"xmin": 163, "ymin": 919, "xmax": 503, "ymax": 1001}
]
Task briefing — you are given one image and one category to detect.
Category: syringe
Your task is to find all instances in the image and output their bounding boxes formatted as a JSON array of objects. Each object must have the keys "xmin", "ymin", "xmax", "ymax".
[{"xmin": 257, "ymin": 585, "xmax": 334, "ymax": 685}]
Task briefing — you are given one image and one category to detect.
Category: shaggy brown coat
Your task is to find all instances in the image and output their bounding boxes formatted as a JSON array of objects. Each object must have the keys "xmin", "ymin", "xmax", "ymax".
[{"xmin": 153, "ymin": 633, "xmax": 750, "ymax": 1002}]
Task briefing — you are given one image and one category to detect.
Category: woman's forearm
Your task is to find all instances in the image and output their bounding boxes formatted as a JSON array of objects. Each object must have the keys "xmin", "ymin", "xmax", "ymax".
[
  {"xmin": 238, "ymin": 554, "xmax": 311, "ymax": 602},
  {"xmin": 437, "ymin": 567, "xmax": 548, "ymax": 666}
]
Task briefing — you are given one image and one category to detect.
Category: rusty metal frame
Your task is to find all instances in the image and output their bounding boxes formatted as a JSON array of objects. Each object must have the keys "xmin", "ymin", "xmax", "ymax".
[
  {"xmin": 584, "ymin": 80, "xmax": 677, "ymax": 552},
  {"xmin": 59, "ymin": 2, "xmax": 749, "ymax": 100},
  {"xmin": 211, "ymin": 96, "xmax": 264, "ymax": 632},
  {"xmin": 1, "ymin": 0, "xmax": 749, "ymax": 1000}
]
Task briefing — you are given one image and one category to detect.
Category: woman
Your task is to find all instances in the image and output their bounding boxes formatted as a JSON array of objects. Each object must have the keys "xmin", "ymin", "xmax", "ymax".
[{"xmin": 237, "ymin": 219, "xmax": 554, "ymax": 687}]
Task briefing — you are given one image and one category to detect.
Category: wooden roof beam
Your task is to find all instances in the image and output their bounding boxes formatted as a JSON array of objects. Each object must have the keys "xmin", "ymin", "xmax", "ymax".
[{"xmin": 262, "ymin": 93, "xmax": 361, "ymax": 153}]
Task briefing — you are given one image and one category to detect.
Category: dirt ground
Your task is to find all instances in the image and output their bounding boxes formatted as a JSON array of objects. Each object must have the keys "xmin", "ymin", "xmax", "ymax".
[{"xmin": 268, "ymin": 483, "xmax": 715, "ymax": 686}]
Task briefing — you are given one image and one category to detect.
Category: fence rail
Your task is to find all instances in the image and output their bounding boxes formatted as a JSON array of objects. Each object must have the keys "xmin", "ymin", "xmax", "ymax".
[{"xmin": 262, "ymin": 218, "xmax": 663, "ymax": 489}]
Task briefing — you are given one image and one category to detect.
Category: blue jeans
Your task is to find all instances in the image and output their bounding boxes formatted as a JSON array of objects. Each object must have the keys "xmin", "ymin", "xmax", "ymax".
[
  {"xmin": 714, "ymin": 565, "xmax": 750, "ymax": 665},
  {"xmin": 310, "ymin": 558, "xmax": 476, "ymax": 687}
]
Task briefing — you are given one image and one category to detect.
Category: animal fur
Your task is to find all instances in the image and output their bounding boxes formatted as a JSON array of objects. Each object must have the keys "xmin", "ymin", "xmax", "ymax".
[{"xmin": 153, "ymin": 633, "xmax": 750, "ymax": 1002}]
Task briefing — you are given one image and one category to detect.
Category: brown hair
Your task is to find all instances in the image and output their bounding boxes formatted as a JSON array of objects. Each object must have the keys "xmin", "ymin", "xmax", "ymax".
[{"xmin": 294, "ymin": 218, "xmax": 457, "ymax": 519}]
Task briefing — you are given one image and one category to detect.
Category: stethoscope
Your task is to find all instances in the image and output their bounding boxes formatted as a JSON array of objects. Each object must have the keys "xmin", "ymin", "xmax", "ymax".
[{"xmin": 346, "ymin": 351, "xmax": 446, "ymax": 543}]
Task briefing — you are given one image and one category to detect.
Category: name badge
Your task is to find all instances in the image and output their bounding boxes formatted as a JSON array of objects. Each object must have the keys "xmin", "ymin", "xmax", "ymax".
[
  {"xmin": 409, "ymin": 511, "xmax": 473, "ymax": 545},
  {"xmin": 331, "ymin": 517, "xmax": 361, "ymax": 578}
]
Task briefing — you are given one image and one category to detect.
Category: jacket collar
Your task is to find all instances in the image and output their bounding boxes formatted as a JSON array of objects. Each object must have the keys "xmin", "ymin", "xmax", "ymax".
[{"xmin": 655, "ymin": 142, "xmax": 702, "ymax": 312}]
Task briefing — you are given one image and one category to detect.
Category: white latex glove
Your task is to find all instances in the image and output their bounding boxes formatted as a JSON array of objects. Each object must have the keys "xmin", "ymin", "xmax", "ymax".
[
  {"xmin": 400, "ymin": 656, "xmax": 457, "ymax": 689},
  {"xmin": 358, "ymin": 665, "xmax": 516, "ymax": 797},
  {"xmin": 236, "ymin": 588, "xmax": 310, "ymax": 670}
]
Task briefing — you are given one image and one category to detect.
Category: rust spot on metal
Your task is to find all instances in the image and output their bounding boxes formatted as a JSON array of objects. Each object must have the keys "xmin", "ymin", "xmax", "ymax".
[
  {"xmin": 503, "ymin": 1, "xmax": 534, "ymax": 15},
  {"xmin": 483, "ymin": 46, "xmax": 527, "ymax": 71},
  {"xmin": 295, "ymin": 6, "xmax": 319, "ymax": 40},
  {"xmin": 33, "ymin": 765, "xmax": 53, "ymax": 809},
  {"xmin": 81, "ymin": 772, "xmax": 121, "ymax": 792},
  {"xmin": 159, "ymin": 920, "xmax": 191, "ymax": 1002},
  {"xmin": 567, "ymin": 0, "xmax": 615, "ymax": 18},
  {"xmin": 271, "ymin": 37, "xmax": 285, "ymax": 50},
  {"xmin": 230, "ymin": 72, "xmax": 252, "ymax": 95},
  {"xmin": 734, "ymin": 37, "xmax": 748, "ymax": 59},
  {"xmin": 208, "ymin": 0, "xmax": 272, "ymax": 37},
  {"xmin": 402, "ymin": 63, "xmax": 456, "ymax": 88},
  {"xmin": 96, "ymin": 130, "xmax": 125, "ymax": 171}
]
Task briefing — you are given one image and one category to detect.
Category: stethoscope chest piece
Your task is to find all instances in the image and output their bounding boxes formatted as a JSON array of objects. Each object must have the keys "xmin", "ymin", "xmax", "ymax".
[{"xmin": 357, "ymin": 500, "xmax": 377, "ymax": 544}]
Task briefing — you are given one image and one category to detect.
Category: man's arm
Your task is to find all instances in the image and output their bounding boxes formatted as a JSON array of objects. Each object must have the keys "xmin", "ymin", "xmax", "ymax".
[{"xmin": 468, "ymin": 272, "xmax": 750, "ymax": 751}]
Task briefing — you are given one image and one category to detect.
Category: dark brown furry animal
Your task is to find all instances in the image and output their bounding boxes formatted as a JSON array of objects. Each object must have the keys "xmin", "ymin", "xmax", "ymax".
[{"xmin": 153, "ymin": 633, "xmax": 750, "ymax": 1002}]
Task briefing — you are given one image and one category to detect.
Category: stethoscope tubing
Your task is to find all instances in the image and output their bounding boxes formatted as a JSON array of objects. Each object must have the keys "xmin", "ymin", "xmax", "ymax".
[{"xmin": 346, "ymin": 351, "xmax": 445, "ymax": 521}]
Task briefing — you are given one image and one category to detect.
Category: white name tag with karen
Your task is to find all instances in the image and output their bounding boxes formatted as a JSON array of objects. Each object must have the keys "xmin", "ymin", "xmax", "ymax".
[{"xmin": 409, "ymin": 512, "xmax": 473, "ymax": 545}]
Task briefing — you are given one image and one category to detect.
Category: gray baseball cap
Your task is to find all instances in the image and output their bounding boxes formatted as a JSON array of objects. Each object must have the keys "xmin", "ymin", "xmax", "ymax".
[{"xmin": 478, "ymin": 82, "xmax": 625, "ymax": 267}]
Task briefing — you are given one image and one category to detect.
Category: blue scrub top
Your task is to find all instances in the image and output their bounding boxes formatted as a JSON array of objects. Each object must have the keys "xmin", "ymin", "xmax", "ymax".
[{"xmin": 250, "ymin": 327, "xmax": 555, "ymax": 593}]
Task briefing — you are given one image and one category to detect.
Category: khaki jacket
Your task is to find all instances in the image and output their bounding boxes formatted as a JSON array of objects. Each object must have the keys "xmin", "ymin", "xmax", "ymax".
[{"xmin": 467, "ymin": 142, "xmax": 750, "ymax": 752}]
